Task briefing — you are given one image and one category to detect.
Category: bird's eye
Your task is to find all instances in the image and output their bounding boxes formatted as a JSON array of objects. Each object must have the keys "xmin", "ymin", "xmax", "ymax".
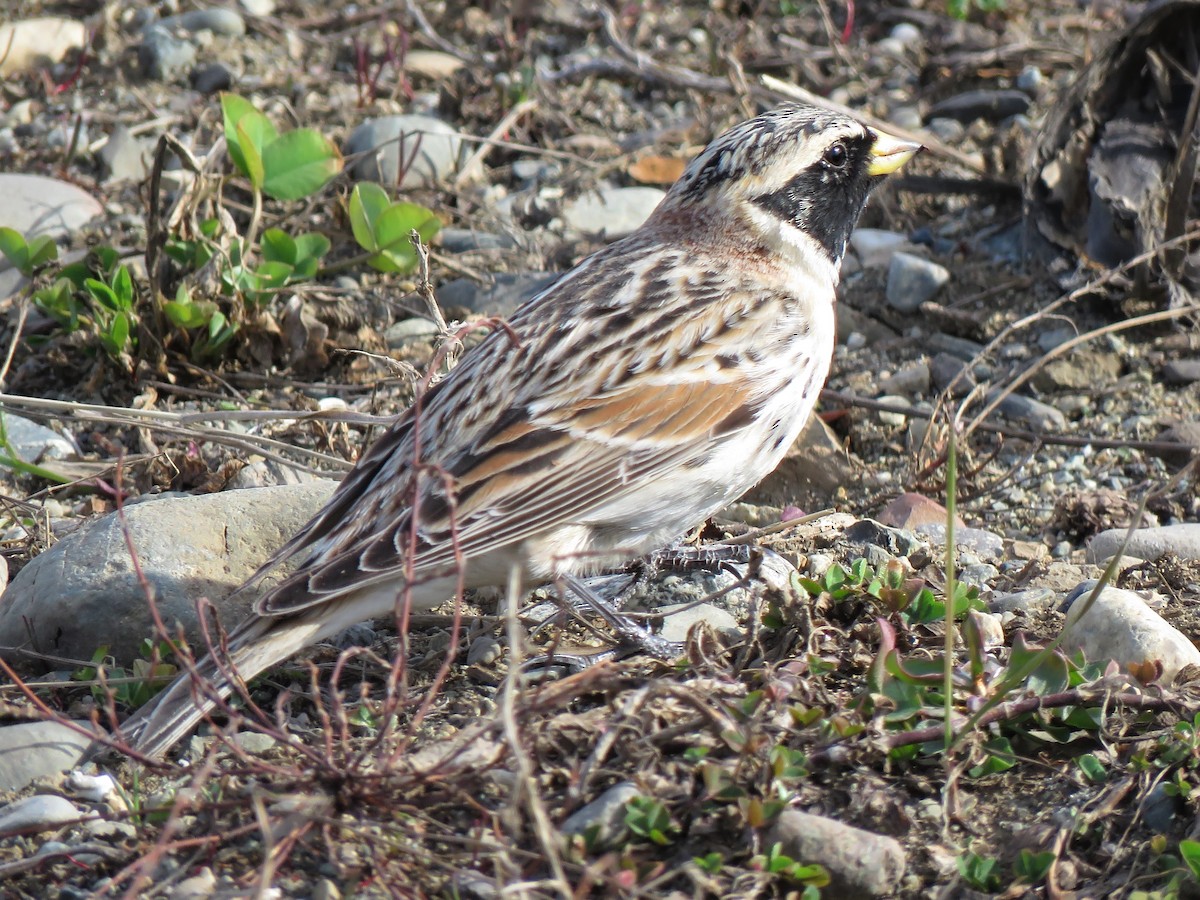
[{"xmin": 823, "ymin": 142, "xmax": 847, "ymax": 168}]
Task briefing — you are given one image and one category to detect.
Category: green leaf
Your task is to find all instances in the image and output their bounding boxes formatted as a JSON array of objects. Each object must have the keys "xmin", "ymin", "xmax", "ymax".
[
  {"xmin": 1013, "ymin": 849, "xmax": 1056, "ymax": 884},
  {"xmin": 1180, "ymin": 840, "xmax": 1200, "ymax": 880},
  {"xmin": 348, "ymin": 182, "xmax": 392, "ymax": 251},
  {"xmin": 235, "ymin": 119, "xmax": 266, "ymax": 188},
  {"xmin": 1076, "ymin": 753, "xmax": 1107, "ymax": 783},
  {"xmin": 260, "ymin": 228, "xmax": 298, "ymax": 265},
  {"xmin": 222, "ymin": 93, "xmax": 276, "ymax": 182},
  {"xmin": 101, "ymin": 312, "xmax": 132, "ymax": 355},
  {"xmin": 112, "ymin": 266, "xmax": 134, "ymax": 310},
  {"xmin": 0, "ymin": 227, "xmax": 29, "ymax": 273},
  {"xmin": 260, "ymin": 129, "xmax": 342, "ymax": 200},
  {"xmin": 255, "ymin": 260, "xmax": 294, "ymax": 286},
  {"xmin": 969, "ymin": 736, "xmax": 1016, "ymax": 777},
  {"xmin": 163, "ymin": 302, "xmax": 207, "ymax": 329},
  {"xmin": 292, "ymin": 232, "xmax": 331, "ymax": 263},
  {"xmin": 367, "ymin": 202, "xmax": 441, "ymax": 273},
  {"xmin": 85, "ymin": 278, "xmax": 120, "ymax": 311},
  {"xmin": 28, "ymin": 235, "xmax": 58, "ymax": 268}
]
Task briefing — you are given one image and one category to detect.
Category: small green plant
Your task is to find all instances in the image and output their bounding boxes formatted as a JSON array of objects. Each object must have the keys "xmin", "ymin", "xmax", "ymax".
[
  {"xmin": 956, "ymin": 850, "xmax": 1002, "ymax": 892},
  {"xmin": 31, "ymin": 247, "xmax": 138, "ymax": 359},
  {"xmin": 624, "ymin": 796, "xmax": 677, "ymax": 846},
  {"xmin": 946, "ymin": 0, "xmax": 1006, "ymax": 19},
  {"xmin": 795, "ymin": 557, "xmax": 983, "ymax": 627},
  {"xmin": 73, "ymin": 638, "xmax": 178, "ymax": 708},
  {"xmin": 750, "ymin": 843, "xmax": 829, "ymax": 893},
  {"xmin": 1013, "ymin": 849, "xmax": 1056, "ymax": 885},
  {"xmin": 221, "ymin": 93, "xmax": 342, "ymax": 202},
  {"xmin": 0, "ymin": 227, "xmax": 58, "ymax": 277},
  {"xmin": 161, "ymin": 284, "xmax": 239, "ymax": 361},
  {"xmin": 347, "ymin": 182, "xmax": 441, "ymax": 274},
  {"xmin": 693, "ymin": 852, "xmax": 724, "ymax": 874}
]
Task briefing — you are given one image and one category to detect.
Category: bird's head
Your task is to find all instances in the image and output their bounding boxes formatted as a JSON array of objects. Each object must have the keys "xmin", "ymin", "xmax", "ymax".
[{"xmin": 657, "ymin": 103, "xmax": 921, "ymax": 274}]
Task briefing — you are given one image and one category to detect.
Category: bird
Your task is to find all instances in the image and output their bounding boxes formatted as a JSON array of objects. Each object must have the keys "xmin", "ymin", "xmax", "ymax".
[{"xmin": 122, "ymin": 103, "xmax": 919, "ymax": 758}]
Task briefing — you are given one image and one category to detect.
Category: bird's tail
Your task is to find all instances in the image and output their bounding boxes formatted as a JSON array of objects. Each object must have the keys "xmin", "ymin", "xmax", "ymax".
[{"xmin": 118, "ymin": 614, "xmax": 307, "ymax": 760}]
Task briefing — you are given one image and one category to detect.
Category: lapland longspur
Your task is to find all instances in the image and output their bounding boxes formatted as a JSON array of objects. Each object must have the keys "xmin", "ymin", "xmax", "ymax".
[{"xmin": 125, "ymin": 103, "xmax": 919, "ymax": 758}]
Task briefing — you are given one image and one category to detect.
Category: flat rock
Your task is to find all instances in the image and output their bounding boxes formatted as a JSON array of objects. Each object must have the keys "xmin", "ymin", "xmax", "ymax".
[
  {"xmin": 0, "ymin": 18, "xmax": 87, "ymax": 78},
  {"xmin": 986, "ymin": 390, "xmax": 1067, "ymax": 431},
  {"xmin": 1032, "ymin": 351, "xmax": 1122, "ymax": 392},
  {"xmin": 877, "ymin": 493, "xmax": 962, "ymax": 530},
  {"xmin": 879, "ymin": 361, "xmax": 931, "ymax": 396},
  {"xmin": 659, "ymin": 601, "xmax": 742, "ymax": 644},
  {"xmin": 346, "ymin": 114, "xmax": 463, "ymax": 188},
  {"xmin": 561, "ymin": 782, "xmax": 641, "ymax": 851},
  {"xmin": 0, "ymin": 795, "xmax": 84, "ymax": 836},
  {"xmin": 744, "ymin": 417, "xmax": 853, "ymax": 508},
  {"xmin": 0, "ymin": 482, "xmax": 336, "ymax": 670},
  {"xmin": 1087, "ymin": 524, "xmax": 1200, "ymax": 564},
  {"xmin": 158, "ymin": 9, "xmax": 247, "ymax": 36},
  {"xmin": 990, "ymin": 588, "xmax": 1057, "ymax": 615},
  {"xmin": 0, "ymin": 173, "xmax": 103, "ymax": 242},
  {"xmin": 438, "ymin": 228, "xmax": 518, "ymax": 253},
  {"xmin": 849, "ymin": 228, "xmax": 910, "ymax": 269},
  {"xmin": 928, "ymin": 89, "xmax": 1031, "ymax": 123},
  {"xmin": 1062, "ymin": 582, "xmax": 1200, "ymax": 682},
  {"xmin": 766, "ymin": 809, "xmax": 906, "ymax": 898},
  {"xmin": 98, "ymin": 126, "xmax": 154, "ymax": 185},
  {"xmin": 0, "ymin": 721, "xmax": 95, "ymax": 793},
  {"xmin": 887, "ymin": 252, "xmax": 949, "ymax": 311},
  {"xmin": 405, "ymin": 50, "xmax": 466, "ymax": 80},
  {"xmin": 1163, "ymin": 359, "xmax": 1200, "ymax": 385},
  {"xmin": 1151, "ymin": 420, "xmax": 1200, "ymax": 467},
  {"xmin": 138, "ymin": 26, "xmax": 198, "ymax": 80},
  {"xmin": 562, "ymin": 186, "xmax": 665, "ymax": 240},
  {"xmin": 915, "ymin": 524, "xmax": 1004, "ymax": 560},
  {"xmin": 438, "ymin": 272, "xmax": 560, "ymax": 317},
  {"xmin": 1, "ymin": 414, "xmax": 79, "ymax": 462}
]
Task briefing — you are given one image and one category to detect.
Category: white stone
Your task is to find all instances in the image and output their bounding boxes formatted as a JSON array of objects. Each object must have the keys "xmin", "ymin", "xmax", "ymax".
[
  {"xmin": 562, "ymin": 186, "xmax": 666, "ymax": 240},
  {"xmin": 658, "ymin": 602, "xmax": 740, "ymax": 644},
  {"xmin": 1063, "ymin": 583, "xmax": 1200, "ymax": 682},
  {"xmin": 1087, "ymin": 525, "xmax": 1200, "ymax": 564},
  {"xmin": 0, "ymin": 173, "xmax": 103, "ymax": 241},
  {"xmin": 850, "ymin": 228, "xmax": 910, "ymax": 269},
  {"xmin": 346, "ymin": 115, "xmax": 463, "ymax": 189},
  {"xmin": 0, "ymin": 795, "xmax": 86, "ymax": 836},
  {"xmin": 0, "ymin": 18, "xmax": 87, "ymax": 77}
]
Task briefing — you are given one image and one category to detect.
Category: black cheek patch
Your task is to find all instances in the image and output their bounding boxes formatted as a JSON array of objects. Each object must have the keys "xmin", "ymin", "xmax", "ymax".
[{"xmin": 753, "ymin": 134, "xmax": 878, "ymax": 263}]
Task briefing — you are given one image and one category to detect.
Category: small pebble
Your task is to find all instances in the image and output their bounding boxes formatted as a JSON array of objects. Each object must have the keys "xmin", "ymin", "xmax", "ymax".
[
  {"xmin": 1016, "ymin": 65, "xmax": 1044, "ymax": 95},
  {"xmin": 886, "ymin": 252, "xmax": 949, "ymax": 311}
]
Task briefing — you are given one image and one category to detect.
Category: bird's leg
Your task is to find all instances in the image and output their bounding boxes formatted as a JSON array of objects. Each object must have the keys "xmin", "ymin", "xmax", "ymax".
[
  {"xmin": 525, "ymin": 543, "xmax": 764, "ymax": 674},
  {"xmin": 644, "ymin": 542, "xmax": 756, "ymax": 572},
  {"xmin": 562, "ymin": 574, "xmax": 685, "ymax": 662}
]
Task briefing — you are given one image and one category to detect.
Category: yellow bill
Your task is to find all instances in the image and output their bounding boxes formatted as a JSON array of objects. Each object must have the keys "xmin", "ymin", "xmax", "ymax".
[{"xmin": 867, "ymin": 130, "xmax": 922, "ymax": 176}]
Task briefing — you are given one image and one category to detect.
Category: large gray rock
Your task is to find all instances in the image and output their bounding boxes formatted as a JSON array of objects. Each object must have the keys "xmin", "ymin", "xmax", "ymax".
[
  {"xmin": 0, "ymin": 482, "xmax": 335, "ymax": 670},
  {"xmin": 0, "ymin": 721, "xmax": 94, "ymax": 793},
  {"xmin": 345, "ymin": 114, "xmax": 463, "ymax": 188},
  {"xmin": 562, "ymin": 186, "xmax": 666, "ymax": 240},
  {"xmin": 0, "ymin": 173, "xmax": 103, "ymax": 241},
  {"xmin": 1087, "ymin": 524, "xmax": 1200, "ymax": 564},
  {"xmin": 766, "ymin": 809, "xmax": 906, "ymax": 899}
]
